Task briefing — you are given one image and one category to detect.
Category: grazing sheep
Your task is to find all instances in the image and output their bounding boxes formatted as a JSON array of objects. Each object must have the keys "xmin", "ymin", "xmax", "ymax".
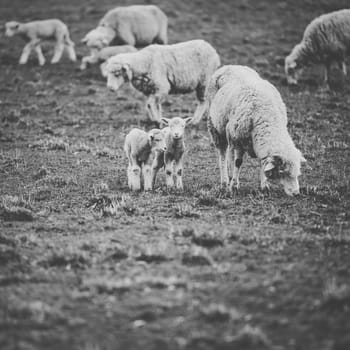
[
  {"xmin": 207, "ymin": 65, "xmax": 306, "ymax": 196},
  {"xmin": 106, "ymin": 40, "xmax": 220, "ymax": 123},
  {"xmin": 151, "ymin": 117, "xmax": 192, "ymax": 190},
  {"xmin": 124, "ymin": 128, "xmax": 166, "ymax": 191},
  {"xmin": 80, "ymin": 45, "xmax": 138, "ymax": 76},
  {"xmin": 81, "ymin": 5, "xmax": 167, "ymax": 57},
  {"xmin": 285, "ymin": 9, "xmax": 350, "ymax": 86},
  {"xmin": 5, "ymin": 19, "xmax": 76, "ymax": 65}
]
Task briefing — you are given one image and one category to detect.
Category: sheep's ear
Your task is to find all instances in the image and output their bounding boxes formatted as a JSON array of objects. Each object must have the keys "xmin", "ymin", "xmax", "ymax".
[
  {"xmin": 264, "ymin": 156, "xmax": 287, "ymax": 178},
  {"xmin": 121, "ymin": 64, "xmax": 132, "ymax": 81},
  {"xmin": 81, "ymin": 36, "xmax": 88, "ymax": 43},
  {"xmin": 161, "ymin": 118, "xmax": 170, "ymax": 126},
  {"xmin": 148, "ymin": 133, "xmax": 154, "ymax": 141},
  {"xmin": 102, "ymin": 38, "xmax": 109, "ymax": 46},
  {"xmin": 184, "ymin": 117, "xmax": 193, "ymax": 125}
]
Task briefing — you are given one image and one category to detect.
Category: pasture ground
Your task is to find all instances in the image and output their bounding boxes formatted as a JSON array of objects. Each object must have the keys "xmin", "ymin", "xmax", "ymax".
[{"xmin": 0, "ymin": 0, "xmax": 350, "ymax": 349}]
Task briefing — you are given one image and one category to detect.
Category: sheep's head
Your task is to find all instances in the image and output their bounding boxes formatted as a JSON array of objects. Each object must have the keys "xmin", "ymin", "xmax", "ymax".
[
  {"xmin": 285, "ymin": 45, "xmax": 304, "ymax": 85},
  {"xmin": 148, "ymin": 129, "xmax": 166, "ymax": 152},
  {"xmin": 81, "ymin": 27, "xmax": 112, "ymax": 50},
  {"xmin": 5, "ymin": 21, "xmax": 20, "ymax": 37},
  {"xmin": 160, "ymin": 117, "xmax": 192, "ymax": 139},
  {"xmin": 263, "ymin": 151, "xmax": 306, "ymax": 196},
  {"xmin": 106, "ymin": 59, "xmax": 132, "ymax": 92}
]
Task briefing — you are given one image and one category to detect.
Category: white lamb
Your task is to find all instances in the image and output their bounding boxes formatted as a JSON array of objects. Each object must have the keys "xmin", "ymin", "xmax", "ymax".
[
  {"xmin": 106, "ymin": 40, "xmax": 221, "ymax": 123},
  {"xmin": 81, "ymin": 5, "xmax": 167, "ymax": 58},
  {"xmin": 124, "ymin": 128, "xmax": 166, "ymax": 191},
  {"xmin": 207, "ymin": 65, "xmax": 306, "ymax": 196},
  {"xmin": 285, "ymin": 9, "xmax": 350, "ymax": 86},
  {"xmin": 151, "ymin": 117, "xmax": 192, "ymax": 190},
  {"xmin": 5, "ymin": 19, "xmax": 76, "ymax": 66},
  {"xmin": 80, "ymin": 45, "xmax": 138, "ymax": 76}
]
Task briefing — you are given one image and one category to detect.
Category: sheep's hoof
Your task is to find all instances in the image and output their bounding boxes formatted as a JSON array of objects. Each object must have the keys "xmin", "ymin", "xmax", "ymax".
[{"xmin": 260, "ymin": 185, "xmax": 270, "ymax": 195}]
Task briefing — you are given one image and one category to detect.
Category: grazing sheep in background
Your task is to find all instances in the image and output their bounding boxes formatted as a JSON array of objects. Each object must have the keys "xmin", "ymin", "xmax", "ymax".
[
  {"xmin": 81, "ymin": 5, "xmax": 167, "ymax": 58},
  {"xmin": 207, "ymin": 65, "xmax": 306, "ymax": 196},
  {"xmin": 106, "ymin": 40, "xmax": 220, "ymax": 123},
  {"xmin": 5, "ymin": 19, "xmax": 76, "ymax": 65},
  {"xmin": 124, "ymin": 128, "xmax": 166, "ymax": 191},
  {"xmin": 285, "ymin": 9, "xmax": 350, "ymax": 87},
  {"xmin": 151, "ymin": 117, "xmax": 192, "ymax": 190},
  {"xmin": 80, "ymin": 45, "xmax": 138, "ymax": 76}
]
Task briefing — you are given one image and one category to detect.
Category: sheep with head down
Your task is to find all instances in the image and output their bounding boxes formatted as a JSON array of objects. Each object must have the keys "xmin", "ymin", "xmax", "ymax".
[
  {"xmin": 106, "ymin": 40, "xmax": 220, "ymax": 124},
  {"xmin": 207, "ymin": 65, "xmax": 306, "ymax": 196},
  {"xmin": 285, "ymin": 9, "xmax": 350, "ymax": 87}
]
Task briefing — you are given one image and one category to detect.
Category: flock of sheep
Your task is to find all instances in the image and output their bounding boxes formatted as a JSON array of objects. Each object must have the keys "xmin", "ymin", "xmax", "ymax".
[{"xmin": 4, "ymin": 5, "xmax": 350, "ymax": 196}]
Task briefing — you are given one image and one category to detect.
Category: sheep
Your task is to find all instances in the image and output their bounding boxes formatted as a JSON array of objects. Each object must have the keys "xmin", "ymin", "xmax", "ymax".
[
  {"xmin": 106, "ymin": 40, "xmax": 221, "ymax": 124},
  {"xmin": 80, "ymin": 45, "xmax": 138, "ymax": 76},
  {"xmin": 207, "ymin": 65, "xmax": 306, "ymax": 196},
  {"xmin": 151, "ymin": 117, "xmax": 192, "ymax": 190},
  {"xmin": 5, "ymin": 19, "xmax": 76, "ymax": 66},
  {"xmin": 285, "ymin": 9, "xmax": 350, "ymax": 87},
  {"xmin": 81, "ymin": 5, "xmax": 168, "ymax": 59},
  {"xmin": 124, "ymin": 128, "xmax": 166, "ymax": 191}
]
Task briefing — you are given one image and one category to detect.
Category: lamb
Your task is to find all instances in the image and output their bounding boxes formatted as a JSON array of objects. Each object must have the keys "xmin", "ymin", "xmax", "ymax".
[
  {"xmin": 5, "ymin": 19, "xmax": 76, "ymax": 66},
  {"xmin": 81, "ymin": 5, "xmax": 167, "ymax": 60},
  {"xmin": 124, "ymin": 128, "xmax": 166, "ymax": 191},
  {"xmin": 207, "ymin": 65, "xmax": 306, "ymax": 196},
  {"xmin": 151, "ymin": 117, "xmax": 192, "ymax": 190},
  {"xmin": 285, "ymin": 9, "xmax": 350, "ymax": 86},
  {"xmin": 80, "ymin": 45, "xmax": 138, "ymax": 76},
  {"xmin": 106, "ymin": 40, "xmax": 221, "ymax": 124}
]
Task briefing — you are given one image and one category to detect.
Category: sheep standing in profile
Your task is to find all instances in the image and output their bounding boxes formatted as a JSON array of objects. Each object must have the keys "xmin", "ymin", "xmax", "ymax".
[
  {"xmin": 5, "ymin": 19, "xmax": 76, "ymax": 65},
  {"xmin": 151, "ymin": 117, "xmax": 192, "ymax": 190},
  {"xmin": 207, "ymin": 65, "xmax": 306, "ymax": 196},
  {"xmin": 106, "ymin": 40, "xmax": 220, "ymax": 124},
  {"xmin": 285, "ymin": 9, "xmax": 350, "ymax": 87},
  {"xmin": 80, "ymin": 45, "xmax": 137, "ymax": 76},
  {"xmin": 81, "ymin": 5, "xmax": 168, "ymax": 67},
  {"xmin": 124, "ymin": 128, "xmax": 166, "ymax": 191}
]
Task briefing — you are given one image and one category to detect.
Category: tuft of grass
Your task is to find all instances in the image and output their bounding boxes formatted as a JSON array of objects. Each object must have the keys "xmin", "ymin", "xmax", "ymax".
[
  {"xmin": 94, "ymin": 146, "xmax": 118, "ymax": 158},
  {"xmin": 225, "ymin": 325, "xmax": 271, "ymax": 349},
  {"xmin": 173, "ymin": 204, "xmax": 200, "ymax": 218},
  {"xmin": 32, "ymin": 166, "xmax": 48, "ymax": 180},
  {"xmin": 87, "ymin": 194, "xmax": 137, "ymax": 217},
  {"xmin": 195, "ymin": 189, "xmax": 219, "ymax": 206},
  {"xmin": 199, "ymin": 303, "xmax": 241, "ymax": 322},
  {"xmin": 0, "ymin": 195, "xmax": 35, "ymax": 221},
  {"xmin": 37, "ymin": 174, "xmax": 77, "ymax": 188},
  {"xmin": 191, "ymin": 230, "xmax": 225, "ymax": 248},
  {"xmin": 134, "ymin": 242, "xmax": 176, "ymax": 263},
  {"xmin": 322, "ymin": 277, "xmax": 350, "ymax": 308},
  {"xmin": 182, "ymin": 246, "xmax": 214, "ymax": 266},
  {"xmin": 29, "ymin": 137, "xmax": 69, "ymax": 151},
  {"xmin": 39, "ymin": 249, "xmax": 89, "ymax": 269},
  {"xmin": 93, "ymin": 182, "xmax": 109, "ymax": 195}
]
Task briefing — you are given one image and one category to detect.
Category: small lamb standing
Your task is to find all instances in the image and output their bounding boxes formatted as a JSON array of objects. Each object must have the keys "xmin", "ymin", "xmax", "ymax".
[
  {"xmin": 151, "ymin": 117, "xmax": 192, "ymax": 190},
  {"xmin": 285, "ymin": 9, "xmax": 350, "ymax": 86},
  {"xmin": 106, "ymin": 40, "xmax": 220, "ymax": 124},
  {"xmin": 81, "ymin": 5, "xmax": 168, "ymax": 65},
  {"xmin": 124, "ymin": 128, "xmax": 166, "ymax": 191},
  {"xmin": 5, "ymin": 19, "xmax": 76, "ymax": 65},
  {"xmin": 80, "ymin": 45, "xmax": 138, "ymax": 76},
  {"xmin": 207, "ymin": 65, "xmax": 306, "ymax": 196}
]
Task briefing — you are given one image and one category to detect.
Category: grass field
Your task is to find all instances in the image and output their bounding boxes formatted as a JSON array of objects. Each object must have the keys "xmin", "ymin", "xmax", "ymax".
[{"xmin": 0, "ymin": 0, "xmax": 350, "ymax": 349}]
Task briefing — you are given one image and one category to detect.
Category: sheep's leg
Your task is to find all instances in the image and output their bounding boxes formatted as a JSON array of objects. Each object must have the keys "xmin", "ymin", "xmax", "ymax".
[
  {"xmin": 192, "ymin": 85, "xmax": 207, "ymax": 124},
  {"xmin": 164, "ymin": 154, "xmax": 174, "ymax": 188},
  {"xmin": 174, "ymin": 156, "xmax": 184, "ymax": 190},
  {"xmin": 19, "ymin": 42, "xmax": 36, "ymax": 64},
  {"xmin": 34, "ymin": 45, "xmax": 46, "ymax": 66},
  {"xmin": 229, "ymin": 147, "xmax": 244, "ymax": 191},
  {"xmin": 51, "ymin": 41, "xmax": 65, "ymax": 64},
  {"xmin": 100, "ymin": 62, "xmax": 108, "ymax": 77},
  {"xmin": 142, "ymin": 162, "xmax": 153, "ymax": 191},
  {"xmin": 218, "ymin": 148, "xmax": 229, "ymax": 188},
  {"xmin": 80, "ymin": 54, "xmax": 98, "ymax": 70},
  {"xmin": 65, "ymin": 43, "xmax": 77, "ymax": 62},
  {"xmin": 260, "ymin": 161, "xmax": 270, "ymax": 193},
  {"xmin": 128, "ymin": 159, "xmax": 141, "ymax": 191},
  {"xmin": 151, "ymin": 151, "xmax": 164, "ymax": 189},
  {"xmin": 339, "ymin": 61, "xmax": 347, "ymax": 76}
]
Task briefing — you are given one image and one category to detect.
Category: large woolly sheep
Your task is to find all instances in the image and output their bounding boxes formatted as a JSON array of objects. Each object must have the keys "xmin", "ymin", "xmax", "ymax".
[
  {"xmin": 80, "ymin": 45, "xmax": 138, "ymax": 76},
  {"xmin": 81, "ymin": 5, "xmax": 168, "ymax": 53},
  {"xmin": 106, "ymin": 40, "xmax": 221, "ymax": 123},
  {"xmin": 124, "ymin": 128, "xmax": 166, "ymax": 191},
  {"xmin": 151, "ymin": 117, "xmax": 192, "ymax": 190},
  {"xmin": 207, "ymin": 65, "xmax": 306, "ymax": 196},
  {"xmin": 285, "ymin": 9, "xmax": 350, "ymax": 86},
  {"xmin": 5, "ymin": 19, "xmax": 76, "ymax": 65}
]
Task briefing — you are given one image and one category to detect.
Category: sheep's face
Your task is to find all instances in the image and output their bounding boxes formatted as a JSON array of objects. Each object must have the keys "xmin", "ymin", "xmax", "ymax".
[
  {"xmin": 161, "ymin": 117, "xmax": 192, "ymax": 139},
  {"xmin": 81, "ymin": 28, "xmax": 110, "ymax": 50},
  {"xmin": 264, "ymin": 153, "xmax": 306, "ymax": 196},
  {"xmin": 5, "ymin": 22, "xmax": 20, "ymax": 37},
  {"xmin": 148, "ymin": 129, "xmax": 166, "ymax": 152},
  {"xmin": 106, "ymin": 62, "xmax": 132, "ymax": 92},
  {"xmin": 285, "ymin": 48, "xmax": 303, "ymax": 85}
]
